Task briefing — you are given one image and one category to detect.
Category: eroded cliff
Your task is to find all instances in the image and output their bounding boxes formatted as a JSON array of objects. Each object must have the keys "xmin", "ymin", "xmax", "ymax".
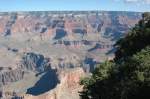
[{"xmin": 0, "ymin": 11, "xmax": 141, "ymax": 99}]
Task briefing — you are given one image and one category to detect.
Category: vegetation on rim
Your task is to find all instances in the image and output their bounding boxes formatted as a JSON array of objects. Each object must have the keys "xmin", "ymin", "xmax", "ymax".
[{"xmin": 80, "ymin": 12, "xmax": 150, "ymax": 99}]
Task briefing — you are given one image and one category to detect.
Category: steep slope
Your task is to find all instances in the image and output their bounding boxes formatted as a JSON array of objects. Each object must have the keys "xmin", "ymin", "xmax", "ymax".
[
  {"xmin": 24, "ymin": 68, "xmax": 85, "ymax": 99},
  {"xmin": 0, "ymin": 11, "xmax": 141, "ymax": 99}
]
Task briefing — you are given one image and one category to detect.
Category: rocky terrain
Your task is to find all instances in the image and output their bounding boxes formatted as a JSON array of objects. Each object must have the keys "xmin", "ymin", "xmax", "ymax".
[{"xmin": 0, "ymin": 11, "xmax": 141, "ymax": 99}]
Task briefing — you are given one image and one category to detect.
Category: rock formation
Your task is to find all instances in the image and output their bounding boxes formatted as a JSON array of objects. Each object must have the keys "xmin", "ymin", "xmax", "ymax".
[
  {"xmin": 24, "ymin": 67, "xmax": 85, "ymax": 99},
  {"xmin": 0, "ymin": 11, "xmax": 141, "ymax": 99}
]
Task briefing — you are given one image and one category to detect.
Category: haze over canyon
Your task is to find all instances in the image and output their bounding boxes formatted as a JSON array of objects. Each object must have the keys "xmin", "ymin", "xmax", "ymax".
[{"xmin": 0, "ymin": 11, "xmax": 141, "ymax": 99}]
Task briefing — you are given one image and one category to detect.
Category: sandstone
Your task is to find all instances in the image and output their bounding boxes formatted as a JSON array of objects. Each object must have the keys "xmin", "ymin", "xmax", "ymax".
[
  {"xmin": 0, "ymin": 69, "xmax": 24, "ymax": 86},
  {"xmin": 24, "ymin": 67, "xmax": 85, "ymax": 99},
  {"xmin": 0, "ymin": 11, "xmax": 141, "ymax": 99}
]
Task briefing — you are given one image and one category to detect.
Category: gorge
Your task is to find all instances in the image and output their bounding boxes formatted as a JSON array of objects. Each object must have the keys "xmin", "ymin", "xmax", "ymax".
[{"xmin": 0, "ymin": 11, "xmax": 141, "ymax": 99}]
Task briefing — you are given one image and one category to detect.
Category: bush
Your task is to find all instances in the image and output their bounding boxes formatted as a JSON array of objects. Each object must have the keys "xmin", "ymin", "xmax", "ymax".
[{"xmin": 80, "ymin": 12, "xmax": 150, "ymax": 99}]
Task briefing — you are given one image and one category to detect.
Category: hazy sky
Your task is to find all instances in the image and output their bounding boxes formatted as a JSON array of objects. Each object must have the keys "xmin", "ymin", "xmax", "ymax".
[{"xmin": 0, "ymin": 0, "xmax": 150, "ymax": 12}]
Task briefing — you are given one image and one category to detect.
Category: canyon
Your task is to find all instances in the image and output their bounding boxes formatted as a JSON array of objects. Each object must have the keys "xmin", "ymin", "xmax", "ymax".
[{"xmin": 0, "ymin": 11, "xmax": 141, "ymax": 99}]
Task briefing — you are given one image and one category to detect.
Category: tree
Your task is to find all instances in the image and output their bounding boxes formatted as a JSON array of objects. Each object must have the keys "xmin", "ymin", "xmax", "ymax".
[
  {"xmin": 80, "ymin": 47, "xmax": 150, "ymax": 99},
  {"xmin": 80, "ymin": 12, "xmax": 150, "ymax": 99},
  {"xmin": 80, "ymin": 61, "xmax": 117, "ymax": 99},
  {"xmin": 116, "ymin": 46, "xmax": 150, "ymax": 99},
  {"xmin": 115, "ymin": 12, "xmax": 150, "ymax": 61}
]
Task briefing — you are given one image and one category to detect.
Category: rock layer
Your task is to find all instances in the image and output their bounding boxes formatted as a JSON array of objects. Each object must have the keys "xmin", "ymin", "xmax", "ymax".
[
  {"xmin": 24, "ymin": 67, "xmax": 85, "ymax": 99},
  {"xmin": 0, "ymin": 69, "xmax": 24, "ymax": 86},
  {"xmin": 0, "ymin": 11, "xmax": 141, "ymax": 99}
]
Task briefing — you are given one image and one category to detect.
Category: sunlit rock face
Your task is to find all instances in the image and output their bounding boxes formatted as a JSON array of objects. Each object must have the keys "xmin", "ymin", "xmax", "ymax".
[
  {"xmin": 0, "ymin": 11, "xmax": 141, "ymax": 99},
  {"xmin": 0, "ymin": 11, "xmax": 141, "ymax": 40},
  {"xmin": 23, "ymin": 67, "xmax": 85, "ymax": 99}
]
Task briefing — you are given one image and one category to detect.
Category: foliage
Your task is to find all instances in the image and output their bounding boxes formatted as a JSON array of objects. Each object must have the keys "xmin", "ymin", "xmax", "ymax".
[
  {"xmin": 80, "ymin": 12, "xmax": 150, "ymax": 99},
  {"xmin": 80, "ymin": 46, "xmax": 150, "ymax": 99},
  {"xmin": 80, "ymin": 61, "xmax": 116, "ymax": 99},
  {"xmin": 115, "ymin": 12, "xmax": 150, "ymax": 61}
]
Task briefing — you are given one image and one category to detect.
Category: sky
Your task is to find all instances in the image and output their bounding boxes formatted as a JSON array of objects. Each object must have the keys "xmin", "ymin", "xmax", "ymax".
[{"xmin": 0, "ymin": 0, "xmax": 150, "ymax": 12}]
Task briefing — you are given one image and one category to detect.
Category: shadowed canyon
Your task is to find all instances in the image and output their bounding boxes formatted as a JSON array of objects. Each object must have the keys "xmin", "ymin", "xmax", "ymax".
[{"xmin": 0, "ymin": 11, "xmax": 141, "ymax": 99}]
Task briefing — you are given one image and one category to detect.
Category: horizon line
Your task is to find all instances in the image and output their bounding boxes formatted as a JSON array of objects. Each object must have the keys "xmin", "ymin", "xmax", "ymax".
[{"xmin": 0, "ymin": 10, "xmax": 146, "ymax": 13}]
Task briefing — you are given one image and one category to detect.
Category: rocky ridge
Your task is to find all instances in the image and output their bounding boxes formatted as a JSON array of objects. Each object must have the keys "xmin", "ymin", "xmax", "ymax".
[{"xmin": 0, "ymin": 11, "xmax": 141, "ymax": 99}]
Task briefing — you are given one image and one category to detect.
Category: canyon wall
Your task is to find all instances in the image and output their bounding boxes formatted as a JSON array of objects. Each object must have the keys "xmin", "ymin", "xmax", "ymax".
[{"xmin": 0, "ymin": 11, "xmax": 141, "ymax": 99}]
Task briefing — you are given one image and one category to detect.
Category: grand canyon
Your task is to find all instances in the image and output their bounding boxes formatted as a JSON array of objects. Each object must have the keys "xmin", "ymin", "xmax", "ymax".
[{"xmin": 0, "ymin": 11, "xmax": 141, "ymax": 99}]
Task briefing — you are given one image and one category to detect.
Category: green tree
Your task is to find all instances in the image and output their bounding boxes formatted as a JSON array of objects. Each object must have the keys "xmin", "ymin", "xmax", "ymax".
[
  {"xmin": 80, "ymin": 61, "xmax": 117, "ymax": 99},
  {"xmin": 115, "ymin": 12, "xmax": 150, "ymax": 61},
  {"xmin": 116, "ymin": 46, "xmax": 150, "ymax": 99},
  {"xmin": 80, "ymin": 47, "xmax": 150, "ymax": 99},
  {"xmin": 80, "ymin": 12, "xmax": 150, "ymax": 99}
]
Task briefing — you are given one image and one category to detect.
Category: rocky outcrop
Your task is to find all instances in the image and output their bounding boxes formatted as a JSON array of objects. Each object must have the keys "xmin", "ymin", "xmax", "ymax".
[
  {"xmin": 24, "ymin": 67, "xmax": 85, "ymax": 99},
  {"xmin": 0, "ymin": 52, "xmax": 51, "ymax": 91},
  {"xmin": 0, "ymin": 69, "xmax": 24, "ymax": 86},
  {"xmin": 53, "ymin": 40, "xmax": 113, "ymax": 49},
  {"xmin": 20, "ymin": 53, "xmax": 50, "ymax": 72},
  {"xmin": 0, "ymin": 11, "xmax": 141, "ymax": 99},
  {"xmin": 0, "ymin": 11, "xmax": 141, "ymax": 41},
  {"xmin": 0, "ymin": 68, "xmax": 85, "ymax": 99},
  {"xmin": 26, "ymin": 67, "xmax": 59, "ymax": 96}
]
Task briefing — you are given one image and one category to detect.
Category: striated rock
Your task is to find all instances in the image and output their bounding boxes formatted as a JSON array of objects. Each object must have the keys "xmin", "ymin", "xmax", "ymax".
[
  {"xmin": 0, "ymin": 69, "xmax": 24, "ymax": 86},
  {"xmin": 24, "ymin": 67, "xmax": 85, "ymax": 99},
  {"xmin": 1, "ymin": 68, "xmax": 84, "ymax": 99},
  {"xmin": 0, "ymin": 11, "xmax": 141, "ymax": 41},
  {"xmin": 0, "ymin": 11, "xmax": 141, "ymax": 99},
  {"xmin": 20, "ymin": 52, "xmax": 50, "ymax": 72}
]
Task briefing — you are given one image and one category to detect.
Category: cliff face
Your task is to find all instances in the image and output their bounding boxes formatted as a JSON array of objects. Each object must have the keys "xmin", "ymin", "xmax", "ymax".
[
  {"xmin": 0, "ymin": 52, "xmax": 84, "ymax": 99},
  {"xmin": 24, "ymin": 68, "xmax": 85, "ymax": 99},
  {"xmin": 0, "ymin": 52, "xmax": 49, "ymax": 87},
  {"xmin": 0, "ymin": 11, "xmax": 141, "ymax": 40},
  {"xmin": 0, "ymin": 11, "xmax": 141, "ymax": 99},
  {"xmin": 0, "ymin": 69, "xmax": 24, "ymax": 86},
  {"xmin": 1, "ymin": 68, "xmax": 85, "ymax": 99}
]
